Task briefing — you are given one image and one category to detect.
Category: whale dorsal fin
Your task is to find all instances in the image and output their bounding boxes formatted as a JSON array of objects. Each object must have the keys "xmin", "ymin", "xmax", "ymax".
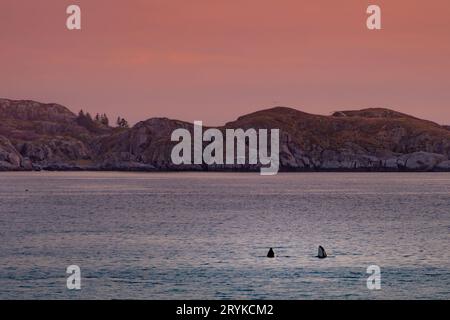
[{"xmin": 318, "ymin": 246, "xmax": 327, "ymax": 258}]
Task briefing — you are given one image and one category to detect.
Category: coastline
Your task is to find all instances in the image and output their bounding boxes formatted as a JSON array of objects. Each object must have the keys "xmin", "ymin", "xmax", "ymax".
[
  {"xmin": 2, "ymin": 99, "xmax": 450, "ymax": 174},
  {"xmin": 2, "ymin": 166, "xmax": 450, "ymax": 173}
]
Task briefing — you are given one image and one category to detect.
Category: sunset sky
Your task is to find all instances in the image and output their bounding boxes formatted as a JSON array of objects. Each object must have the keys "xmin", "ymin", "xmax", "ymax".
[{"xmin": 1, "ymin": 0, "xmax": 450, "ymax": 125}]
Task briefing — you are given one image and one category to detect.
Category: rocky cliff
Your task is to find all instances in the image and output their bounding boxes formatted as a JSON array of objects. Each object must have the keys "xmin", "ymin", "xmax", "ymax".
[{"xmin": 1, "ymin": 98, "xmax": 449, "ymax": 171}]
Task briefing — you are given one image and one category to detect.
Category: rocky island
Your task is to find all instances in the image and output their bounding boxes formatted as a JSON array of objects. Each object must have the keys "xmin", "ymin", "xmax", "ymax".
[{"xmin": 1, "ymin": 98, "xmax": 449, "ymax": 172}]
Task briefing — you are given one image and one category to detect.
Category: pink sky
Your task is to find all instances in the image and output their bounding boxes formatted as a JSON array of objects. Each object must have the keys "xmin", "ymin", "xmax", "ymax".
[{"xmin": 1, "ymin": 0, "xmax": 450, "ymax": 125}]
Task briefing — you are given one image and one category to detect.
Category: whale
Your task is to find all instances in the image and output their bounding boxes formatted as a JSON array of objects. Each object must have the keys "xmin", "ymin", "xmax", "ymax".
[
  {"xmin": 267, "ymin": 248, "xmax": 275, "ymax": 258},
  {"xmin": 317, "ymin": 246, "xmax": 327, "ymax": 259}
]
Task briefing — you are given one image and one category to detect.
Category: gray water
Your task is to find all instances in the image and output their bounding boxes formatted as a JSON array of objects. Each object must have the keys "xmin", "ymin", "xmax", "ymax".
[{"xmin": 0, "ymin": 172, "xmax": 449, "ymax": 300}]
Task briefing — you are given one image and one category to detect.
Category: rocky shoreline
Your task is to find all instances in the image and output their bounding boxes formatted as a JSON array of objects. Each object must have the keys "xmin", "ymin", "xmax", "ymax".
[{"xmin": 1, "ymin": 98, "xmax": 450, "ymax": 172}]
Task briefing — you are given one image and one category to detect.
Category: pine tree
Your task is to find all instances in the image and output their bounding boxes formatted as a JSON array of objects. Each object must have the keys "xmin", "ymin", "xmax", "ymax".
[
  {"xmin": 120, "ymin": 118, "xmax": 129, "ymax": 128},
  {"xmin": 100, "ymin": 113, "xmax": 109, "ymax": 126},
  {"xmin": 116, "ymin": 117, "xmax": 129, "ymax": 128}
]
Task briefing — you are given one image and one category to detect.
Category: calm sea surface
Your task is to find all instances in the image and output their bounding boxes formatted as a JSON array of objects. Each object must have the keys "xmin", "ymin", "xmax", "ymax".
[{"xmin": 0, "ymin": 172, "xmax": 449, "ymax": 299}]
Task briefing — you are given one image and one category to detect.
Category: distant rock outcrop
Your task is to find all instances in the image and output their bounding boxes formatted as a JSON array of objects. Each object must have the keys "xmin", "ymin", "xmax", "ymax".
[
  {"xmin": 0, "ymin": 98, "xmax": 449, "ymax": 172},
  {"xmin": 0, "ymin": 135, "xmax": 24, "ymax": 170}
]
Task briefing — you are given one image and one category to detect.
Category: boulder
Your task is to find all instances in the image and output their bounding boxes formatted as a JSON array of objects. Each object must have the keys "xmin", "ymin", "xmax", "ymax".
[
  {"xmin": 435, "ymin": 160, "xmax": 450, "ymax": 170},
  {"xmin": 398, "ymin": 152, "xmax": 447, "ymax": 171},
  {"xmin": 0, "ymin": 136, "xmax": 22, "ymax": 170}
]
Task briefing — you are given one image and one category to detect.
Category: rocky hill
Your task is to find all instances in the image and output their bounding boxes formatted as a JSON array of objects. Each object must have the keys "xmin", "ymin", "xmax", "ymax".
[{"xmin": 1, "ymin": 98, "xmax": 449, "ymax": 171}]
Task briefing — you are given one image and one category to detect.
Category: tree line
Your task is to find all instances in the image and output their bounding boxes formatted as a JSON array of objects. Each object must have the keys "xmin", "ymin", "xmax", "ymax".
[{"xmin": 77, "ymin": 110, "xmax": 129, "ymax": 128}]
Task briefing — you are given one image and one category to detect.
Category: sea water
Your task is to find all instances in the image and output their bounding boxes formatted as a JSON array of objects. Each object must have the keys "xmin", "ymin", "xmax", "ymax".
[{"xmin": 0, "ymin": 172, "xmax": 449, "ymax": 299}]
